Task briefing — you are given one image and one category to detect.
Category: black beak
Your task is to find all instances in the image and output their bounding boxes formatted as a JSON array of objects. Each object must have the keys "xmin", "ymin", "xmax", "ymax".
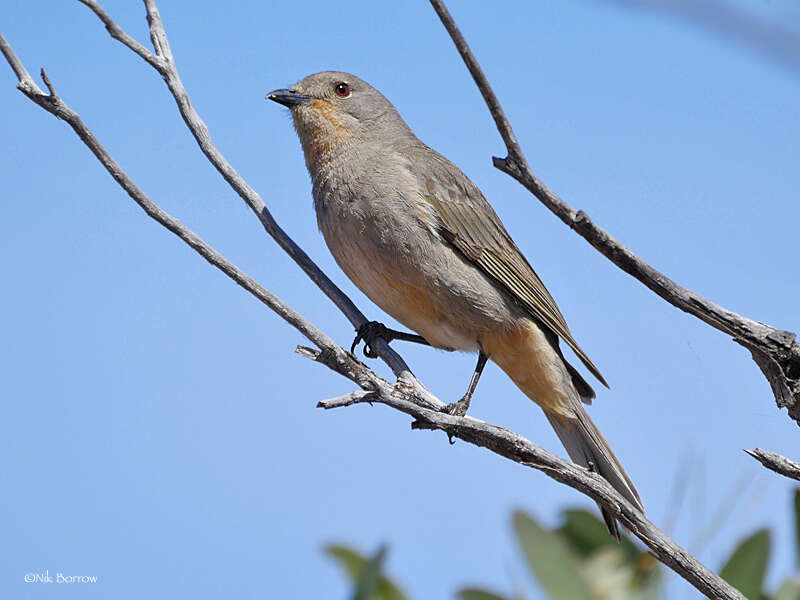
[{"xmin": 266, "ymin": 88, "xmax": 311, "ymax": 107}]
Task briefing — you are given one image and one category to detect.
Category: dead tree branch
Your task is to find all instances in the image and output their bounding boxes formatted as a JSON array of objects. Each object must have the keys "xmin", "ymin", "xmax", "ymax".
[
  {"xmin": 308, "ymin": 348, "xmax": 743, "ymax": 600},
  {"xmin": 74, "ymin": 0, "xmax": 412, "ymax": 380},
  {"xmin": 0, "ymin": 35, "xmax": 356, "ymax": 382},
  {"xmin": 746, "ymin": 448, "xmax": 800, "ymax": 482},
  {"xmin": 429, "ymin": 0, "xmax": 800, "ymax": 425},
  {"xmin": 1, "ymin": 5, "xmax": 745, "ymax": 598}
]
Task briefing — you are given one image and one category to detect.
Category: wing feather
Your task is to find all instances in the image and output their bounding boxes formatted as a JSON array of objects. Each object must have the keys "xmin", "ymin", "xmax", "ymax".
[{"xmin": 414, "ymin": 150, "xmax": 608, "ymax": 388}]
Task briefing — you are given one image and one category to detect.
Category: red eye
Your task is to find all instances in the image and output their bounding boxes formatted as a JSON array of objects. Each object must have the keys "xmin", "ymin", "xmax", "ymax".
[{"xmin": 334, "ymin": 83, "xmax": 350, "ymax": 97}]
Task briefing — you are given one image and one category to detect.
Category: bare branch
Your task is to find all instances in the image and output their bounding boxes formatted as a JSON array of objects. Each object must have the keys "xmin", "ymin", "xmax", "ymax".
[
  {"xmin": 299, "ymin": 350, "xmax": 745, "ymax": 600},
  {"xmin": 73, "ymin": 0, "xmax": 413, "ymax": 381},
  {"xmin": 142, "ymin": 0, "xmax": 172, "ymax": 62},
  {"xmin": 76, "ymin": 0, "xmax": 163, "ymax": 70},
  {"xmin": 0, "ymin": 36, "xmax": 349, "ymax": 374},
  {"xmin": 1, "ymin": 12, "xmax": 746, "ymax": 600},
  {"xmin": 745, "ymin": 448, "xmax": 800, "ymax": 482},
  {"xmin": 428, "ymin": 0, "xmax": 800, "ymax": 425},
  {"xmin": 318, "ymin": 390, "xmax": 379, "ymax": 409},
  {"xmin": 428, "ymin": 0, "xmax": 520, "ymax": 162},
  {"xmin": 0, "ymin": 34, "xmax": 38, "ymax": 89}
]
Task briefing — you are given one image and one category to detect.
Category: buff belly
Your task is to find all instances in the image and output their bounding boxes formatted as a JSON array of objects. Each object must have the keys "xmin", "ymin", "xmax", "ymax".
[
  {"xmin": 327, "ymin": 227, "xmax": 482, "ymax": 352},
  {"xmin": 322, "ymin": 213, "xmax": 574, "ymax": 417}
]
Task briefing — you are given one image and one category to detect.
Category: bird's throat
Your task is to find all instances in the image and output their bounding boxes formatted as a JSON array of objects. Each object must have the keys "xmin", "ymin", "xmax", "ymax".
[{"xmin": 293, "ymin": 101, "xmax": 355, "ymax": 175}]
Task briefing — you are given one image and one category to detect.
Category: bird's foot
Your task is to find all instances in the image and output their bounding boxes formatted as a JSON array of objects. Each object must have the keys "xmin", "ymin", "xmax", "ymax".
[
  {"xmin": 442, "ymin": 395, "xmax": 471, "ymax": 417},
  {"xmin": 440, "ymin": 395, "xmax": 473, "ymax": 445},
  {"xmin": 351, "ymin": 321, "xmax": 430, "ymax": 358},
  {"xmin": 441, "ymin": 352, "xmax": 486, "ymax": 420},
  {"xmin": 351, "ymin": 321, "xmax": 395, "ymax": 358}
]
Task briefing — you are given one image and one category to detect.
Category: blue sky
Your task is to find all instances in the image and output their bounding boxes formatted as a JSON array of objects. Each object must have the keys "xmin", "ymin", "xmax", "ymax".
[{"xmin": 1, "ymin": 1, "xmax": 798, "ymax": 598}]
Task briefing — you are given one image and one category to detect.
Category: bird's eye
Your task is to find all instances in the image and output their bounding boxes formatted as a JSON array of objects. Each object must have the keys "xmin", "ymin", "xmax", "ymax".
[{"xmin": 334, "ymin": 82, "xmax": 350, "ymax": 98}]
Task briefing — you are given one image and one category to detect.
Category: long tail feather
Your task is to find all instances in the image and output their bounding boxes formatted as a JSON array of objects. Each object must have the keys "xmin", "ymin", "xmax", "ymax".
[{"xmin": 546, "ymin": 405, "xmax": 644, "ymax": 540}]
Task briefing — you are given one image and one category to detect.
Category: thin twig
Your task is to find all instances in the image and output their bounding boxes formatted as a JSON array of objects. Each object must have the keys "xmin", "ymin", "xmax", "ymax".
[
  {"xmin": 77, "ymin": 0, "xmax": 163, "ymax": 70},
  {"xmin": 318, "ymin": 390, "xmax": 379, "ymax": 409},
  {"xmin": 73, "ymin": 0, "xmax": 413, "ymax": 381},
  {"xmin": 0, "ymin": 34, "xmax": 355, "ymax": 381},
  {"xmin": 428, "ymin": 0, "xmax": 800, "ymax": 424},
  {"xmin": 0, "ymin": 34, "xmax": 38, "ymax": 87},
  {"xmin": 745, "ymin": 448, "xmax": 800, "ymax": 482}
]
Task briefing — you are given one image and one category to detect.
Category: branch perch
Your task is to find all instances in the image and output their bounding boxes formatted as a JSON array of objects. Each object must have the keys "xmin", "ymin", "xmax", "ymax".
[
  {"xmin": 0, "ymin": 36, "xmax": 363, "ymax": 385},
  {"xmin": 428, "ymin": 0, "xmax": 800, "ymax": 425},
  {"xmin": 1, "ymin": 5, "xmax": 746, "ymax": 599},
  {"xmin": 303, "ymin": 349, "xmax": 744, "ymax": 600},
  {"xmin": 74, "ymin": 0, "xmax": 413, "ymax": 380}
]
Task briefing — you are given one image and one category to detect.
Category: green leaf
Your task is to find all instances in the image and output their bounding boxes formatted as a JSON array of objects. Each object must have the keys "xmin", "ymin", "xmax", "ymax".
[
  {"xmin": 558, "ymin": 509, "xmax": 662, "ymax": 595},
  {"xmin": 458, "ymin": 588, "xmax": 512, "ymax": 600},
  {"xmin": 513, "ymin": 510, "xmax": 591, "ymax": 600},
  {"xmin": 559, "ymin": 509, "xmax": 638, "ymax": 562},
  {"xmin": 719, "ymin": 529, "xmax": 771, "ymax": 600},
  {"xmin": 353, "ymin": 545, "xmax": 387, "ymax": 600},
  {"xmin": 774, "ymin": 578, "xmax": 800, "ymax": 600},
  {"xmin": 794, "ymin": 489, "xmax": 800, "ymax": 567},
  {"xmin": 326, "ymin": 545, "xmax": 367, "ymax": 581},
  {"xmin": 324, "ymin": 544, "xmax": 408, "ymax": 600}
]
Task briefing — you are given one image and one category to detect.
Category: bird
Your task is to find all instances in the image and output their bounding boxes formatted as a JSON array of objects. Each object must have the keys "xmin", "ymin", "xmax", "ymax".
[{"xmin": 267, "ymin": 71, "xmax": 643, "ymax": 538}]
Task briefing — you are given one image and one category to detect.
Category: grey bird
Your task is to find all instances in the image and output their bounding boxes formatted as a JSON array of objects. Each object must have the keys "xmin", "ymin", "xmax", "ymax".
[{"xmin": 267, "ymin": 71, "xmax": 644, "ymax": 538}]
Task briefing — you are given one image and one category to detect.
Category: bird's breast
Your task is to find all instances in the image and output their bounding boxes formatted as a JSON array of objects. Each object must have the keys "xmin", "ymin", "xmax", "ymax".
[
  {"xmin": 316, "ymin": 179, "xmax": 522, "ymax": 356},
  {"xmin": 312, "ymin": 168, "xmax": 492, "ymax": 351}
]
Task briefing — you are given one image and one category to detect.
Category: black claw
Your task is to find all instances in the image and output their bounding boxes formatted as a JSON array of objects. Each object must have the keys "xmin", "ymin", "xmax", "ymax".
[
  {"xmin": 351, "ymin": 321, "xmax": 431, "ymax": 358},
  {"xmin": 351, "ymin": 321, "xmax": 390, "ymax": 358}
]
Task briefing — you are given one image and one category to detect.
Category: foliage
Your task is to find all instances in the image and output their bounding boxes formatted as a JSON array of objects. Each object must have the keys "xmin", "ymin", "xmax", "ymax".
[
  {"xmin": 326, "ymin": 489, "xmax": 800, "ymax": 599},
  {"xmin": 714, "ymin": 488, "xmax": 800, "ymax": 600},
  {"xmin": 719, "ymin": 529, "xmax": 770, "ymax": 600},
  {"xmin": 325, "ymin": 543, "xmax": 408, "ymax": 600}
]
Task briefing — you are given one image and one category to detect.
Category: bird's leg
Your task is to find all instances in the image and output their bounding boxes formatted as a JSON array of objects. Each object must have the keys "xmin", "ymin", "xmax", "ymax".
[
  {"xmin": 443, "ymin": 352, "xmax": 488, "ymax": 417},
  {"xmin": 351, "ymin": 321, "xmax": 430, "ymax": 358}
]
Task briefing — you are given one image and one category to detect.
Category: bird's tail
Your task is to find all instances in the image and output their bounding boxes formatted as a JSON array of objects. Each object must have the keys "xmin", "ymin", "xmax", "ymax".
[
  {"xmin": 483, "ymin": 321, "xmax": 643, "ymax": 539},
  {"xmin": 545, "ymin": 404, "xmax": 644, "ymax": 541}
]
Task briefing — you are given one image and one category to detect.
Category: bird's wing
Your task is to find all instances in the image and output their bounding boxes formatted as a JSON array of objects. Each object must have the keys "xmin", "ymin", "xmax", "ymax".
[{"xmin": 414, "ymin": 150, "xmax": 608, "ymax": 388}]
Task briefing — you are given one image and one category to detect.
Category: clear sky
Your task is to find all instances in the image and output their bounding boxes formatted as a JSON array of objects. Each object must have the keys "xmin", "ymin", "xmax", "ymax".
[{"xmin": 1, "ymin": 1, "xmax": 798, "ymax": 598}]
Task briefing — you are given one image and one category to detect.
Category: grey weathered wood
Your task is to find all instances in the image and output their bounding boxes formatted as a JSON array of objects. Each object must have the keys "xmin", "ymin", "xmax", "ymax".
[
  {"xmin": 71, "ymin": 0, "xmax": 414, "ymax": 381},
  {"xmin": 309, "ymin": 345, "xmax": 744, "ymax": 600},
  {"xmin": 429, "ymin": 0, "xmax": 800, "ymax": 425},
  {"xmin": 0, "ymin": 37, "xmax": 340, "ymax": 363},
  {"xmin": 746, "ymin": 448, "xmax": 800, "ymax": 482},
  {"xmin": 318, "ymin": 390, "xmax": 379, "ymax": 410}
]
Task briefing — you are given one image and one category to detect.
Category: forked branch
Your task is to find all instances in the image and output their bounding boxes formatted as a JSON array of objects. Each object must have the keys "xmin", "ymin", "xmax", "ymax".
[{"xmin": 75, "ymin": 0, "xmax": 413, "ymax": 380}]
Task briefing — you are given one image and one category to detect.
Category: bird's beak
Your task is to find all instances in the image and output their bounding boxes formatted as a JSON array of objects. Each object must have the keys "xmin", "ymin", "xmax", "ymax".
[{"xmin": 266, "ymin": 88, "xmax": 311, "ymax": 107}]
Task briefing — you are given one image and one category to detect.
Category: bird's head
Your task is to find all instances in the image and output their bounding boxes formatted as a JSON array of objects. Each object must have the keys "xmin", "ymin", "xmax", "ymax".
[{"xmin": 267, "ymin": 71, "xmax": 408, "ymax": 171}]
